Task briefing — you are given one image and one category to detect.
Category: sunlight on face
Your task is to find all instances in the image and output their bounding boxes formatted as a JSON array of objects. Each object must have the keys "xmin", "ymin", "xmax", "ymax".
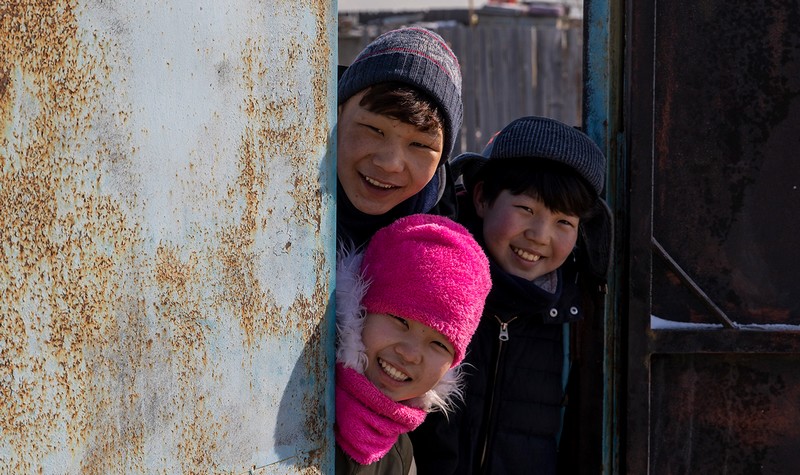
[
  {"xmin": 475, "ymin": 186, "xmax": 579, "ymax": 281},
  {"xmin": 360, "ymin": 313, "xmax": 454, "ymax": 402},
  {"xmin": 337, "ymin": 91, "xmax": 443, "ymax": 215}
]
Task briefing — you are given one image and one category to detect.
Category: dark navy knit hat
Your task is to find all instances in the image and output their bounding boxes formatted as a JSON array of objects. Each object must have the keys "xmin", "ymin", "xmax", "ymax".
[
  {"xmin": 484, "ymin": 116, "xmax": 607, "ymax": 194},
  {"xmin": 338, "ymin": 27, "xmax": 463, "ymax": 163}
]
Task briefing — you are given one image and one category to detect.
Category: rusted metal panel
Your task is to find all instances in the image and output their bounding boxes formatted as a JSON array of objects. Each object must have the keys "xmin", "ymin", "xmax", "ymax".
[
  {"xmin": 1, "ymin": 1, "xmax": 336, "ymax": 473},
  {"xmin": 625, "ymin": 0, "xmax": 800, "ymax": 474},
  {"xmin": 651, "ymin": 1, "xmax": 800, "ymax": 327},
  {"xmin": 651, "ymin": 354, "xmax": 800, "ymax": 474}
]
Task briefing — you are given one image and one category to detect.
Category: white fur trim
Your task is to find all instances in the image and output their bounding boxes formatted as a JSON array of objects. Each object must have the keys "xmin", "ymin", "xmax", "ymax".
[
  {"xmin": 410, "ymin": 365, "xmax": 465, "ymax": 414},
  {"xmin": 335, "ymin": 249, "xmax": 369, "ymax": 373}
]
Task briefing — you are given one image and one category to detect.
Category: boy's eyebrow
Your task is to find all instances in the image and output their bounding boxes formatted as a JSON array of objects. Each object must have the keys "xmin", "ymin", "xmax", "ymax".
[
  {"xmin": 362, "ymin": 110, "xmax": 443, "ymax": 139},
  {"xmin": 416, "ymin": 128, "xmax": 443, "ymax": 140}
]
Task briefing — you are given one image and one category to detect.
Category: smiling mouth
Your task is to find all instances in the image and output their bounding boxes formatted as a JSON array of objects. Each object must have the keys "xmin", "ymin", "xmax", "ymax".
[
  {"xmin": 363, "ymin": 175, "xmax": 397, "ymax": 190},
  {"xmin": 512, "ymin": 246, "xmax": 541, "ymax": 262},
  {"xmin": 379, "ymin": 358, "xmax": 410, "ymax": 382}
]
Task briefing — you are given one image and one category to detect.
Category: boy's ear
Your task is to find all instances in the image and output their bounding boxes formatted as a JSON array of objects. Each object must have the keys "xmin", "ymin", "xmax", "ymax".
[{"xmin": 473, "ymin": 181, "xmax": 487, "ymax": 218}]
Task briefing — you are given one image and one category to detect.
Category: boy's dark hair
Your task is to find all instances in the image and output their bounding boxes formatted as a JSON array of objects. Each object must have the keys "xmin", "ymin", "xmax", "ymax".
[
  {"xmin": 475, "ymin": 157, "xmax": 597, "ymax": 219},
  {"xmin": 359, "ymin": 82, "xmax": 444, "ymax": 137}
]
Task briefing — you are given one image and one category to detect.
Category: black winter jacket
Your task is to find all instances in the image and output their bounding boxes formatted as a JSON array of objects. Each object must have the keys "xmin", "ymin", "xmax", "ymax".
[{"xmin": 410, "ymin": 247, "xmax": 588, "ymax": 475}]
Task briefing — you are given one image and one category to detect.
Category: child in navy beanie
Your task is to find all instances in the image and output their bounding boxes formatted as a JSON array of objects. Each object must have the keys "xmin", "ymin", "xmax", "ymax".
[
  {"xmin": 337, "ymin": 27, "xmax": 463, "ymax": 249},
  {"xmin": 410, "ymin": 116, "xmax": 613, "ymax": 475}
]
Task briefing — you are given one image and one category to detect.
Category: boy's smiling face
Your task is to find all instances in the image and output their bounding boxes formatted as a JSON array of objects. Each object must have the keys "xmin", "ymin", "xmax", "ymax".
[
  {"xmin": 361, "ymin": 312, "xmax": 454, "ymax": 403},
  {"xmin": 337, "ymin": 91, "xmax": 443, "ymax": 216},
  {"xmin": 475, "ymin": 185, "xmax": 580, "ymax": 281}
]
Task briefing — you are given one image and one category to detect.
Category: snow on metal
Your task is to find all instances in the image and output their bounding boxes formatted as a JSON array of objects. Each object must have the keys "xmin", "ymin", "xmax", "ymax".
[{"xmin": 0, "ymin": 1, "xmax": 336, "ymax": 473}]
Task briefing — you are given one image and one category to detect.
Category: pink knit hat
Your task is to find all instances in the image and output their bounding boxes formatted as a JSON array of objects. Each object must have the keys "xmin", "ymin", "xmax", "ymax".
[{"xmin": 360, "ymin": 214, "xmax": 491, "ymax": 367}]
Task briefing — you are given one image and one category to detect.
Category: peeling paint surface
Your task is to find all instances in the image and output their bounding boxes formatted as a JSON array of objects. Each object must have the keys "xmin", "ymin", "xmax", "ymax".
[{"xmin": 0, "ymin": 1, "xmax": 336, "ymax": 473}]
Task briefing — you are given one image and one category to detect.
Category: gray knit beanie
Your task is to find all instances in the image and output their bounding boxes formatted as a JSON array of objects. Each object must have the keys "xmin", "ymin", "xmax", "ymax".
[
  {"xmin": 485, "ymin": 116, "xmax": 606, "ymax": 195},
  {"xmin": 338, "ymin": 27, "xmax": 463, "ymax": 163}
]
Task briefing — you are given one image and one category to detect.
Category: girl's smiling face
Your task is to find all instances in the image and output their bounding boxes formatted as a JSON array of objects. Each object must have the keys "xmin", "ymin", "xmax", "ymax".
[
  {"xmin": 474, "ymin": 184, "xmax": 580, "ymax": 281},
  {"xmin": 360, "ymin": 313, "xmax": 454, "ymax": 403}
]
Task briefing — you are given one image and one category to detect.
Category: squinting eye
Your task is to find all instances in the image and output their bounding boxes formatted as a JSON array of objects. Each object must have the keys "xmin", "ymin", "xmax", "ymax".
[
  {"xmin": 515, "ymin": 206, "xmax": 534, "ymax": 214},
  {"xmin": 363, "ymin": 124, "xmax": 383, "ymax": 135},
  {"xmin": 391, "ymin": 315, "xmax": 409, "ymax": 327},
  {"xmin": 559, "ymin": 217, "xmax": 580, "ymax": 228},
  {"xmin": 433, "ymin": 341, "xmax": 452, "ymax": 353}
]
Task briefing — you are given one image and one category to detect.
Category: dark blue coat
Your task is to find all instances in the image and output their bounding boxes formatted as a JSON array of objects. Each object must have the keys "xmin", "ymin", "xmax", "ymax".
[{"xmin": 410, "ymin": 241, "xmax": 588, "ymax": 475}]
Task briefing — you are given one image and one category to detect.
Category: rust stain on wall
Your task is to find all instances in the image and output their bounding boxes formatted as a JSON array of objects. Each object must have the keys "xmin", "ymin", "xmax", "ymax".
[
  {"xmin": 3, "ymin": 1, "xmax": 335, "ymax": 472},
  {"xmin": 220, "ymin": 17, "xmax": 333, "ymax": 346},
  {"xmin": 291, "ymin": 2, "xmax": 335, "ymax": 463},
  {"xmin": 215, "ymin": 120, "xmax": 285, "ymax": 345},
  {"xmin": 309, "ymin": 0, "xmax": 335, "ymax": 143},
  {"xmin": 294, "ymin": 250, "xmax": 330, "ymax": 447},
  {"xmin": 153, "ymin": 243, "xmax": 225, "ymax": 474},
  {"xmin": 221, "ymin": 5, "xmax": 334, "ymax": 468},
  {"xmin": 0, "ymin": 0, "xmax": 145, "ymax": 472},
  {"xmin": 155, "ymin": 244, "xmax": 208, "ymax": 367},
  {"xmin": 0, "ymin": 65, "xmax": 10, "ymax": 139},
  {"xmin": 287, "ymin": 1, "xmax": 334, "ymax": 233}
]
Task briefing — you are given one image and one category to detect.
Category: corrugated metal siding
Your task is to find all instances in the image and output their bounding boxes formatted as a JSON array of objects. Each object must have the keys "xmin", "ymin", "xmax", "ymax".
[{"xmin": 0, "ymin": 1, "xmax": 336, "ymax": 473}]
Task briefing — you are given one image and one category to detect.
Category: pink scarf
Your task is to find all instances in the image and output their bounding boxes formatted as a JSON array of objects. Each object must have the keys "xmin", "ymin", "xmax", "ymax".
[{"xmin": 335, "ymin": 364, "xmax": 427, "ymax": 465}]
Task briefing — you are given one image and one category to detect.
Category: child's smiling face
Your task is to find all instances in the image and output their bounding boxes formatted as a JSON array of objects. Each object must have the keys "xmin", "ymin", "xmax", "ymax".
[
  {"xmin": 337, "ymin": 91, "xmax": 443, "ymax": 216},
  {"xmin": 475, "ymin": 185, "xmax": 580, "ymax": 281},
  {"xmin": 360, "ymin": 313, "xmax": 454, "ymax": 403}
]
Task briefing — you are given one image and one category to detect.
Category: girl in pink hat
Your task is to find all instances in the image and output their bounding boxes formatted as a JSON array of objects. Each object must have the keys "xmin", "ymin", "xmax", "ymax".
[{"xmin": 335, "ymin": 214, "xmax": 492, "ymax": 474}]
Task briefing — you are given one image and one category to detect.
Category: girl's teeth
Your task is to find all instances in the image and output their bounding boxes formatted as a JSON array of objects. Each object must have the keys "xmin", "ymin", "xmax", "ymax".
[
  {"xmin": 514, "ymin": 247, "xmax": 541, "ymax": 262},
  {"xmin": 365, "ymin": 176, "xmax": 394, "ymax": 189},
  {"xmin": 379, "ymin": 359, "xmax": 409, "ymax": 382}
]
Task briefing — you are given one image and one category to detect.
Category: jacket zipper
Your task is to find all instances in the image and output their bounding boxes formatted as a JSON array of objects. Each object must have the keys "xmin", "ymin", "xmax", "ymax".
[{"xmin": 479, "ymin": 315, "xmax": 518, "ymax": 471}]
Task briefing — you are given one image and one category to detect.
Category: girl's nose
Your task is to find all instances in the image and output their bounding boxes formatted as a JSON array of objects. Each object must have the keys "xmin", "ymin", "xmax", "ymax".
[{"xmin": 395, "ymin": 340, "xmax": 422, "ymax": 364}]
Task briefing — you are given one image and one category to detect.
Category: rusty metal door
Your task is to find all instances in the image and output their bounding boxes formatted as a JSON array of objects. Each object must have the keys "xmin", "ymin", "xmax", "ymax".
[
  {"xmin": 1, "ymin": 1, "xmax": 336, "ymax": 473},
  {"xmin": 623, "ymin": 1, "xmax": 800, "ymax": 473}
]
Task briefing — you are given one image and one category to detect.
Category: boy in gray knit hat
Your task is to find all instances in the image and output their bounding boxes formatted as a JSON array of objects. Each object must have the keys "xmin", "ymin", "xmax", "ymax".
[
  {"xmin": 410, "ymin": 115, "xmax": 613, "ymax": 475},
  {"xmin": 337, "ymin": 27, "xmax": 463, "ymax": 249}
]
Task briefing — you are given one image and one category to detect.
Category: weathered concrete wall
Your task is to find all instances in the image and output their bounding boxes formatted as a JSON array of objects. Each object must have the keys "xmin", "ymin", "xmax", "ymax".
[{"xmin": 0, "ymin": 1, "xmax": 336, "ymax": 473}]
